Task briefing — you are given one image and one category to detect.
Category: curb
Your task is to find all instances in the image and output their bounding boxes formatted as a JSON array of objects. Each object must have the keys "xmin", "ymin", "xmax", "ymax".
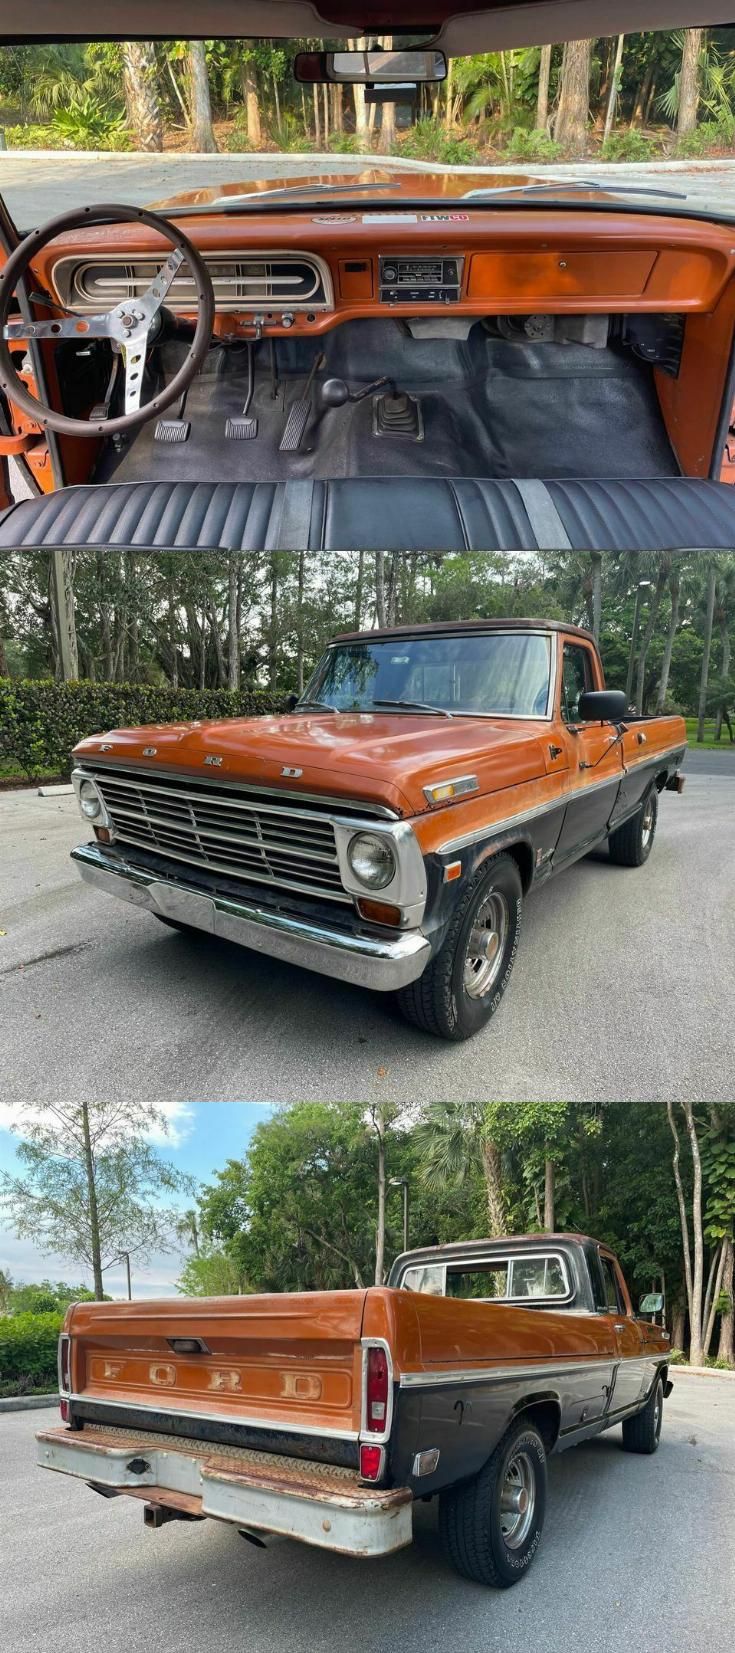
[
  {"xmin": 678, "ymin": 1364, "xmax": 735, "ymax": 1380},
  {"xmin": 0, "ymin": 1393, "xmax": 57, "ymax": 1413},
  {"xmin": 37, "ymin": 784, "xmax": 74, "ymax": 797}
]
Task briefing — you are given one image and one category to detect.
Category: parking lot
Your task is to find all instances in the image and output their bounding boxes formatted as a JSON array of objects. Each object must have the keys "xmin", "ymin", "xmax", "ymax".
[
  {"xmin": 1, "ymin": 1372, "xmax": 732, "ymax": 1653},
  {"xmin": 2, "ymin": 756, "xmax": 733, "ymax": 1104}
]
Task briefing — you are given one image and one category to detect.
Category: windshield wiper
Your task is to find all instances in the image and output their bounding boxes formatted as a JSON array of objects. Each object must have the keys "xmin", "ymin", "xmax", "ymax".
[
  {"xmin": 296, "ymin": 698, "xmax": 338, "ymax": 713},
  {"xmin": 207, "ymin": 182, "xmax": 396, "ymax": 210},
  {"xmin": 373, "ymin": 698, "xmax": 454, "ymax": 718},
  {"xmin": 463, "ymin": 181, "xmax": 687, "ymax": 202}
]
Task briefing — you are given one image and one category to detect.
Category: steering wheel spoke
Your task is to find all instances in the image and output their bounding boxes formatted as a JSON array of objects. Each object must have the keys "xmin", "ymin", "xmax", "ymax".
[{"xmin": 0, "ymin": 204, "xmax": 214, "ymax": 438}]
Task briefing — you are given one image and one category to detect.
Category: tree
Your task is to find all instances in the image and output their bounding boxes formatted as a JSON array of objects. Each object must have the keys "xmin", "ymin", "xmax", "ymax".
[
  {"xmin": 603, "ymin": 36, "xmax": 626, "ymax": 145},
  {"xmin": 416, "ymin": 1100, "xmax": 507, "ymax": 1235},
  {"xmin": 536, "ymin": 44, "xmax": 552, "ymax": 130},
  {"xmin": 177, "ymin": 1247, "xmax": 244, "ymax": 1296},
  {"xmin": 187, "ymin": 42, "xmax": 218, "ymax": 152},
  {"xmin": 121, "ymin": 42, "xmax": 162, "ymax": 151},
  {"xmin": 0, "ymin": 1104, "xmax": 192, "ymax": 1299},
  {"xmin": 0, "ymin": 1268, "xmax": 13, "ymax": 1312},
  {"xmin": 554, "ymin": 39, "xmax": 592, "ymax": 154},
  {"xmin": 677, "ymin": 28, "xmax": 703, "ymax": 135},
  {"xmin": 697, "ymin": 560, "xmax": 717, "ymax": 741}
]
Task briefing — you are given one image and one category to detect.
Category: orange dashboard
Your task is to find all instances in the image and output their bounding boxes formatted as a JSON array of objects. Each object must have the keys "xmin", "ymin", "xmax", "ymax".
[{"xmin": 35, "ymin": 208, "xmax": 735, "ymax": 339}]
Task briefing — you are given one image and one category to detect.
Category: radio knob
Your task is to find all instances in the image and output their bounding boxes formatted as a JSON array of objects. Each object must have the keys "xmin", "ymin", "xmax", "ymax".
[{"xmin": 382, "ymin": 265, "xmax": 398, "ymax": 284}]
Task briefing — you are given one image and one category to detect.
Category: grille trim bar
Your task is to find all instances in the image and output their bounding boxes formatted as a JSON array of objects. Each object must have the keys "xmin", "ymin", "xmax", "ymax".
[
  {"xmin": 76, "ymin": 760, "xmax": 399, "ymax": 820},
  {"xmin": 78, "ymin": 764, "xmax": 351, "ymax": 904}
]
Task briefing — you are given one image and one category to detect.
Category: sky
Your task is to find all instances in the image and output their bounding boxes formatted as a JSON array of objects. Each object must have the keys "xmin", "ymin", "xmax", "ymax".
[{"xmin": 0, "ymin": 1102, "xmax": 273, "ymax": 1299}]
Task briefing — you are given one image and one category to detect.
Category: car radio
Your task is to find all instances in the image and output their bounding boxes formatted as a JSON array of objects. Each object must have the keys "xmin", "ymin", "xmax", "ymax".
[{"xmin": 379, "ymin": 255, "xmax": 464, "ymax": 303}]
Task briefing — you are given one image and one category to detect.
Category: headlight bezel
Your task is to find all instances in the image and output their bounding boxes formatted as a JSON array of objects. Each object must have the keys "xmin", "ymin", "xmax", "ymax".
[{"xmin": 78, "ymin": 778, "xmax": 103, "ymax": 820}]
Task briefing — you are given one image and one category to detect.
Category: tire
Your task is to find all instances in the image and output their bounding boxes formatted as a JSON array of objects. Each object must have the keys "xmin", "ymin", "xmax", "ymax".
[
  {"xmin": 439, "ymin": 1418, "xmax": 547, "ymax": 1588},
  {"xmin": 607, "ymin": 786, "xmax": 658, "ymax": 868},
  {"xmin": 396, "ymin": 854, "xmax": 523, "ymax": 1041},
  {"xmin": 621, "ymin": 1376, "xmax": 664, "ymax": 1455}
]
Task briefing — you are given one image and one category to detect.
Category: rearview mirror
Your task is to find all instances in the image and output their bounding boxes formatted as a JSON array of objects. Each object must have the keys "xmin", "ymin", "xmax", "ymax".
[
  {"xmin": 577, "ymin": 689, "xmax": 628, "ymax": 724},
  {"xmin": 639, "ymin": 1292, "xmax": 664, "ymax": 1315},
  {"xmin": 294, "ymin": 49, "xmax": 447, "ymax": 86}
]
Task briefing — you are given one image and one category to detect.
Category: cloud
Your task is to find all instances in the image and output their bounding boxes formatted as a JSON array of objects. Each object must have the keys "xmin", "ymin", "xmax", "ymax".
[{"xmin": 0, "ymin": 1101, "xmax": 195, "ymax": 1150}]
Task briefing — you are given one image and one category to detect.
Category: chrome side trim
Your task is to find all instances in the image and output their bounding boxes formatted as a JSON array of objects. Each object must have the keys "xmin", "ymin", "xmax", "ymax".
[
  {"xmin": 398, "ymin": 1355, "xmax": 667, "ymax": 1389},
  {"xmin": 359, "ymin": 1337, "xmax": 395, "ymax": 1447},
  {"xmin": 67, "ymin": 1392, "xmax": 359, "ymax": 1442},
  {"xmin": 438, "ymin": 742, "xmax": 686, "ymax": 856},
  {"xmin": 71, "ymin": 844, "xmax": 430, "ymax": 991}
]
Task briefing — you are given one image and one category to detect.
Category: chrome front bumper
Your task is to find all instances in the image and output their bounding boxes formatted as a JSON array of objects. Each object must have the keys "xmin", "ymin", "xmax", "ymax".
[
  {"xmin": 37, "ymin": 1426, "xmax": 412, "ymax": 1558},
  {"xmin": 71, "ymin": 842, "xmax": 430, "ymax": 991}
]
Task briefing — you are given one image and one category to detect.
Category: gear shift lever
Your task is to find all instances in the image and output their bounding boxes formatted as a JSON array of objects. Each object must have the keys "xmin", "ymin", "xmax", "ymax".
[{"xmin": 317, "ymin": 375, "xmax": 395, "ymax": 410}]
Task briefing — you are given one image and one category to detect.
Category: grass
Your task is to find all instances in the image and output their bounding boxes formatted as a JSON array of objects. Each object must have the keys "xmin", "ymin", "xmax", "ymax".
[{"xmin": 684, "ymin": 718, "xmax": 735, "ymax": 749}]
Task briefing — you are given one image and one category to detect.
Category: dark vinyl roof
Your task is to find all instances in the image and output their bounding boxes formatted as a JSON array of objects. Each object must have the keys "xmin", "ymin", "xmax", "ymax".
[{"xmin": 333, "ymin": 618, "xmax": 595, "ymax": 645}]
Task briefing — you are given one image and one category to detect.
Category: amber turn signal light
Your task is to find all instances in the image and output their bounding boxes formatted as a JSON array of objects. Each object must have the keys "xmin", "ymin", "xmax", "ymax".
[
  {"xmin": 357, "ymin": 898, "xmax": 402, "ymax": 926},
  {"xmin": 94, "ymin": 826, "xmax": 111, "ymax": 843}
]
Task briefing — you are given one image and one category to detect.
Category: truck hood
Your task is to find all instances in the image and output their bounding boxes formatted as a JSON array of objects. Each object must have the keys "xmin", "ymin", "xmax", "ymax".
[
  {"xmin": 151, "ymin": 166, "xmax": 541, "ymax": 212},
  {"xmin": 74, "ymin": 709, "xmax": 552, "ymax": 818}
]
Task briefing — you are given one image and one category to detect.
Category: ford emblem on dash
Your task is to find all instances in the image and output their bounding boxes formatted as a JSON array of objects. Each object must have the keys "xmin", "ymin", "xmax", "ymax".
[{"xmin": 203, "ymin": 755, "xmax": 224, "ymax": 767}]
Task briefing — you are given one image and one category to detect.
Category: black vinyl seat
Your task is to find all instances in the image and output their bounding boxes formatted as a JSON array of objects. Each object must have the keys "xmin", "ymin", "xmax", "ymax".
[{"xmin": 1, "ymin": 476, "xmax": 733, "ymax": 551}]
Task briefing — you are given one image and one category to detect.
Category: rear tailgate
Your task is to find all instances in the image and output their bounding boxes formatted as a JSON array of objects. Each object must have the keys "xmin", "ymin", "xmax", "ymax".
[{"xmin": 63, "ymin": 1291, "xmax": 367, "ymax": 1458}]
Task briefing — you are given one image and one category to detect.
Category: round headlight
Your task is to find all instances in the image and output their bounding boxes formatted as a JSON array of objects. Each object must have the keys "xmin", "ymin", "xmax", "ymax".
[
  {"xmin": 79, "ymin": 780, "xmax": 102, "ymax": 820},
  {"xmin": 347, "ymin": 832, "xmax": 396, "ymax": 891}
]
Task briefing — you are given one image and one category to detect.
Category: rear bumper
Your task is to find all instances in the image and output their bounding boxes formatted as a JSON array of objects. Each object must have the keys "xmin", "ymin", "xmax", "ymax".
[
  {"xmin": 37, "ymin": 1426, "xmax": 412, "ymax": 1559},
  {"xmin": 71, "ymin": 842, "xmax": 430, "ymax": 991}
]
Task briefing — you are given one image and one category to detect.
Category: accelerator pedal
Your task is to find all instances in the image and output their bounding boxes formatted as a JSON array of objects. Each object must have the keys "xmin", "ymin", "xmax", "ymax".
[
  {"xmin": 373, "ymin": 391, "xmax": 423, "ymax": 441},
  {"xmin": 279, "ymin": 352, "xmax": 325, "ymax": 452},
  {"xmin": 226, "ymin": 340, "xmax": 258, "ymax": 439}
]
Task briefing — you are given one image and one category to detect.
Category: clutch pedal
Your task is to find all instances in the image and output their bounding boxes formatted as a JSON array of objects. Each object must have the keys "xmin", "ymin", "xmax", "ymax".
[
  {"xmin": 226, "ymin": 341, "xmax": 258, "ymax": 439},
  {"xmin": 373, "ymin": 391, "xmax": 423, "ymax": 441},
  {"xmin": 279, "ymin": 352, "xmax": 324, "ymax": 452}
]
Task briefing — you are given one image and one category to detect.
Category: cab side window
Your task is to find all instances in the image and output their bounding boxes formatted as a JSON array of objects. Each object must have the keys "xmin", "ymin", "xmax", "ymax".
[
  {"xmin": 561, "ymin": 642, "xmax": 593, "ymax": 723},
  {"xmin": 599, "ymin": 1255, "xmax": 623, "ymax": 1314}
]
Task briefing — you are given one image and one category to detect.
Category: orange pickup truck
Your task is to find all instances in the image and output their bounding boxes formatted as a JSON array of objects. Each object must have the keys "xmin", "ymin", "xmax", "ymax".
[
  {"xmin": 70, "ymin": 618, "xmax": 686, "ymax": 1039},
  {"xmin": 38, "ymin": 1234, "xmax": 671, "ymax": 1588}
]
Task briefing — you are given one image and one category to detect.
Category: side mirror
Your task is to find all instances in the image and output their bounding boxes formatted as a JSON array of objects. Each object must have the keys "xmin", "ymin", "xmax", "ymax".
[
  {"xmin": 639, "ymin": 1292, "xmax": 664, "ymax": 1317},
  {"xmin": 577, "ymin": 689, "xmax": 628, "ymax": 724},
  {"xmin": 294, "ymin": 49, "xmax": 447, "ymax": 86}
]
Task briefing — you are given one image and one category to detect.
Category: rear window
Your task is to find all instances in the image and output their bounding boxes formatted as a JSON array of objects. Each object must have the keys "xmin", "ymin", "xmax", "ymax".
[{"xmin": 401, "ymin": 1252, "xmax": 570, "ymax": 1302}]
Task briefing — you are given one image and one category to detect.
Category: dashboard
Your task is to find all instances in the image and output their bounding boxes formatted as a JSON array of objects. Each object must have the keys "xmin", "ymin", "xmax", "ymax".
[{"xmin": 38, "ymin": 208, "xmax": 735, "ymax": 341}]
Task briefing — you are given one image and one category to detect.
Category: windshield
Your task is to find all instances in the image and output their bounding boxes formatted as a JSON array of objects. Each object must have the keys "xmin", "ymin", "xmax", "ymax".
[
  {"xmin": 302, "ymin": 632, "xmax": 552, "ymax": 717},
  {"xmin": 0, "ymin": 30, "xmax": 734, "ymax": 228}
]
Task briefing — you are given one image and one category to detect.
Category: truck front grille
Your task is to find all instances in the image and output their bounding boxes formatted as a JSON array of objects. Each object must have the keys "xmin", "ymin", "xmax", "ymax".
[{"xmin": 84, "ymin": 766, "xmax": 349, "ymax": 904}]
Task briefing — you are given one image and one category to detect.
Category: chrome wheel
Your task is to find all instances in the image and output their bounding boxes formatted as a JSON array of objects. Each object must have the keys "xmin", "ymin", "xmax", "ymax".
[
  {"xmin": 641, "ymin": 794, "xmax": 655, "ymax": 849},
  {"xmin": 499, "ymin": 1451, "xmax": 536, "ymax": 1550},
  {"xmin": 463, "ymin": 891, "xmax": 509, "ymax": 999}
]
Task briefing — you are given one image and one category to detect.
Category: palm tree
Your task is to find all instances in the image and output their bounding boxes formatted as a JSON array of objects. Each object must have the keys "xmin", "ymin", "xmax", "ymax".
[
  {"xmin": 188, "ymin": 42, "xmax": 218, "ymax": 152},
  {"xmin": 415, "ymin": 1100, "xmax": 506, "ymax": 1235},
  {"xmin": 122, "ymin": 42, "xmax": 163, "ymax": 151},
  {"xmin": 554, "ymin": 39, "xmax": 592, "ymax": 154}
]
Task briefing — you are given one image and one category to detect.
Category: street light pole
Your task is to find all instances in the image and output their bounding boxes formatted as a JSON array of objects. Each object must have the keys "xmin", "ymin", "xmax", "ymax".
[{"xmin": 389, "ymin": 1177, "xmax": 409, "ymax": 1252}]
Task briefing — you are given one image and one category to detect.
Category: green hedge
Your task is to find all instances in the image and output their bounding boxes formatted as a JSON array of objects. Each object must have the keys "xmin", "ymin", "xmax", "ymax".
[
  {"xmin": 0, "ymin": 679, "xmax": 288, "ymax": 779},
  {"xmin": 0, "ymin": 1311, "xmax": 63, "ymax": 1394}
]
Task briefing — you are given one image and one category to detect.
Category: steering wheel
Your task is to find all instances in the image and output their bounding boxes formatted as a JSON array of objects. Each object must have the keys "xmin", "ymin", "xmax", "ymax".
[{"xmin": 0, "ymin": 204, "xmax": 215, "ymax": 438}]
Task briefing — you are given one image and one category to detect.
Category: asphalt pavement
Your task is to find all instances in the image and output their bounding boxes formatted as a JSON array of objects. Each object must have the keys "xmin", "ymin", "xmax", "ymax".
[
  {"xmin": 0, "ymin": 150, "xmax": 734, "ymax": 225},
  {"xmin": 1, "ymin": 771, "xmax": 733, "ymax": 1104},
  {"xmin": 1, "ymin": 1373, "xmax": 732, "ymax": 1653}
]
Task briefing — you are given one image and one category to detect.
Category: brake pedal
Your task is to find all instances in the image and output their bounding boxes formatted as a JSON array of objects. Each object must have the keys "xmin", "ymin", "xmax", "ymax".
[
  {"xmin": 155, "ymin": 388, "xmax": 191, "ymax": 444},
  {"xmin": 279, "ymin": 352, "xmax": 324, "ymax": 452},
  {"xmin": 373, "ymin": 391, "xmax": 423, "ymax": 441},
  {"xmin": 154, "ymin": 418, "xmax": 191, "ymax": 443},
  {"xmin": 226, "ymin": 341, "xmax": 258, "ymax": 439}
]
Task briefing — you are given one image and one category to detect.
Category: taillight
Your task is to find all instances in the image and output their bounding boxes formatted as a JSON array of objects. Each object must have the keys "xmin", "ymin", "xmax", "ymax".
[
  {"xmin": 359, "ymin": 1444, "xmax": 385, "ymax": 1482},
  {"xmin": 364, "ymin": 1342, "xmax": 391, "ymax": 1435},
  {"xmin": 58, "ymin": 1333, "xmax": 71, "ymax": 1422}
]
